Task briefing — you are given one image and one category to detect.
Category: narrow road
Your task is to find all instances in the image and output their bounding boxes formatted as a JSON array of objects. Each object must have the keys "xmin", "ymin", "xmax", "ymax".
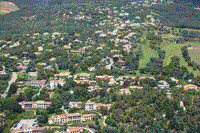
[
  {"xmin": 1, "ymin": 72, "xmax": 17, "ymax": 98},
  {"xmin": 103, "ymin": 116, "xmax": 107, "ymax": 126},
  {"xmin": 32, "ymin": 87, "xmax": 43, "ymax": 99}
]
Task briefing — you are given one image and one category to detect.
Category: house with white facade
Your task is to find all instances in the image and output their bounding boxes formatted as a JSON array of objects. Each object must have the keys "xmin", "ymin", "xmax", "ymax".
[
  {"xmin": 19, "ymin": 101, "xmax": 52, "ymax": 109},
  {"xmin": 48, "ymin": 79, "xmax": 65, "ymax": 90}
]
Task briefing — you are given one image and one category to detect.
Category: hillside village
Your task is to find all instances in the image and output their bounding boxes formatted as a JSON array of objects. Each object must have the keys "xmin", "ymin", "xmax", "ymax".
[{"xmin": 0, "ymin": 0, "xmax": 200, "ymax": 133}]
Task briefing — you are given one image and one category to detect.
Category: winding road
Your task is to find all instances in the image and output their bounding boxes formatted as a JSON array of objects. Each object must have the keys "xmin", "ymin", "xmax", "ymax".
[{"xmin": 1, "ymin": 72, "xmax": 18, "ymax": 98}]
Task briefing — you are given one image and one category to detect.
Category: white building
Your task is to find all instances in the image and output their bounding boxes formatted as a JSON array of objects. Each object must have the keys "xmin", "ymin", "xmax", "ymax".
[{"xmin": 49, "ymin": 79, "xmax": 65, "ymax": 90}]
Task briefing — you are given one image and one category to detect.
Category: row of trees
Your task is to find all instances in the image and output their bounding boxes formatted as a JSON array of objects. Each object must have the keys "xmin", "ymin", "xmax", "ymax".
[
  {"xmin": 181, "ymin": 46, "xmax": 200, "ymax": 71},
  {"xmin": 140, "ymin": 56, "xmax": 192, "ymax": 80}
]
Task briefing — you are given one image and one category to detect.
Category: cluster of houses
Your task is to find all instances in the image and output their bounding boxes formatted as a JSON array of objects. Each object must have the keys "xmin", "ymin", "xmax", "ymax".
[{"xmin": 22, "ymin": 79, "xmax": 65, "ymax": 90}]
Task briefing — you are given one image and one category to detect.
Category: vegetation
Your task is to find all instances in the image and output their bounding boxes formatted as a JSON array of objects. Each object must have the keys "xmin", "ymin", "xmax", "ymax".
[{"xmin": 0, "ymin": 0, "xmax": 200, "ymax": 133}]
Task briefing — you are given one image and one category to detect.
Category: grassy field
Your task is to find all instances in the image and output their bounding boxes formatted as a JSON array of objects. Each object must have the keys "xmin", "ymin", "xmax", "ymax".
[
  {"xmin": 161, "ymin": 42, "xmax": 200, "ymax": 76},
  {"xmin": 161, "ymin": 34, "xmax": 181, "ymax": 40},
  {"xmin": 137, "ymin": 33, "xmax": 200, "ymax": 76},
  {"xmin": 139, "ymin": 45, "xmax": 159, "ymax": 68},
  {"xmin": 174, "ymin": 28, "xmax": 200, "ymax": 32},
  {"xmin": 188, "ymin": 47, "xmax": 200, "ymax": 65}
]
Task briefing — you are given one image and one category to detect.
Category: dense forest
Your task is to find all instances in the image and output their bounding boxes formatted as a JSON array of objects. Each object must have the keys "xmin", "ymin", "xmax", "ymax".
[{"xmin": 0, "ymin": 0, "xmax": 199, "ymax": 40}]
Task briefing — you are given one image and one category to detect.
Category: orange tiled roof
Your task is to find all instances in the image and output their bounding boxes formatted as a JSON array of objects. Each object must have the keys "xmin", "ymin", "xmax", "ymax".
[
  {"xmin": 66, "ymin": 127, "xmax": 84, "ymax": 132},
  {"xmin": 82, "ymin": 114, "xmax": 94, "ymax": 117},
  {"xmin": 71, "ymin": 101, "xmax": 82, "ymax": 104}
]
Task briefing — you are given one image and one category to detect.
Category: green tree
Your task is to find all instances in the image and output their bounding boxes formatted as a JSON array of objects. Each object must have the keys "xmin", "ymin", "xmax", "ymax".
[
  {"xmin": 24, "ymin": 88, "xmax": 34, "ymax": 101},
  {"xmin": 100, "ymin": 106, "xmax": 108, "ymax": 116},
  {"xmin": 38, "ymin": 111, "xmax": 48, "ymax": 124},
  {"xmin": 1, "ymin": 98, "xmax": 23, "ymax": 113}
]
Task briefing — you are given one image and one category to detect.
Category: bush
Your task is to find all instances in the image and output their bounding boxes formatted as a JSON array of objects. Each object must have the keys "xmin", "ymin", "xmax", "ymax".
[{"xmin": 88, "ymin": 124, "xmax": 96, "ymax": 129}]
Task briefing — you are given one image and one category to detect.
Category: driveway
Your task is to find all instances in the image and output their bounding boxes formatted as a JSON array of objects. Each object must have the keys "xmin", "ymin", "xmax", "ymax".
[{"xmin": 1, "ymin": 72, "xmax": 18, "ymax": 98}]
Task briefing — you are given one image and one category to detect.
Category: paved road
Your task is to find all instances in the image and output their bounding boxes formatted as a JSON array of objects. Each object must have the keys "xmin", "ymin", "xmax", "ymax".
[
  {"xmin": 103, "ymin": 116, "xmax": 107, "ymax": 126},
  {"xmin": 32, "ymin": 87, "xmax": 43, "ymax": 99},
  {"xmin": 1, "ymin": 72, "xmax": 18, "ymax": 98}
]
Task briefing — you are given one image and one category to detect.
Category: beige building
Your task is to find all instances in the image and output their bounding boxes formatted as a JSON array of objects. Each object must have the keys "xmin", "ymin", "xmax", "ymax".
[
  {"xmin": 184, "ymin": 84, "xmax": 198, "ymax": 91},
  {"xmin": 64, "ymin": 127, "xmax": 84, "ymax": 133},
  {"xmin": 85, "ymin": 102, "xmax": 111, "ymax": 111},
  {"xmin": 48, "ymin": 113, "xmax": 94, "ymax": 124},
  {"xmin": 69, "ymin": 102, "xmax": 83, "ymax": 108},
  {"xmin": 19, "ymin": 101, "xmax": 52, "ymax": 109}
]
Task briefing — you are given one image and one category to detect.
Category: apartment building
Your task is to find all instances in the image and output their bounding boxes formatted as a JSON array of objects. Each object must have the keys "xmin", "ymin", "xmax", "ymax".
[
  {"xmin": 48, "ymin": 79, "xmax": 65, "ymax": 90},
  {"xmin": 85, "ymin": 102, "xmax": 111, "ymax": 111},
  {"xmin": 19, "ymin": 100, "xmax": 52, "ymax": 109},
  {"xmin": 64, "ymin": 127, "xmax": 84, "ymax": 133},
  {"xmin": 24, "ymin": 80, "xmax": 47, "ymax": 88},
  {"xmin": 69, "ymin": 101, "xmax": 83, "ymax": 108},
  {"xmin": 48, "ymin": 113, "xmax": 94, "ymax": 124}
]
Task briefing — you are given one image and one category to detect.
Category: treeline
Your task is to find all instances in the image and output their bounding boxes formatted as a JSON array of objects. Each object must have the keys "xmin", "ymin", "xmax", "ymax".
[
  {"xmin": 0, "ymin": 73, "xmax": 11, "ymax": 94},
  {"xmin": 140, "ymin": 56, "xmax": 194, "ymax": 80}
]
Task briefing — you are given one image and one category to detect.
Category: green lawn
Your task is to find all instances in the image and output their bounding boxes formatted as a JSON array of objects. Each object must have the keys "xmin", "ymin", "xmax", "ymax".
[
  {"xmin": 174, "ymin": 28, "xmax": 200, "ymax": 32},
  {"xmin": 188, "ymin": 48, "xmax": 200, "ymax": 65},
  {"xmin": 59, "ymin": 70, "xmax": 70, "ymax": 73},
  {"xmin": 136, "ymin": 39, "xmax": 200, "ymax": 76},
  {"xmin": 161, "ymin": 42, "xmax": 200, "ymax": 76},
  {"xmin": 161, "ymin": 34, "xmax": 181, "ymax": 40},
  {"xmin": 139, "ymin": 45, "xmax": 159, "ymax": 68}
]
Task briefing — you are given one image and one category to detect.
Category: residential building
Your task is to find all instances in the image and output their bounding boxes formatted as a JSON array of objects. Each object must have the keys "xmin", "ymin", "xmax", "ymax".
[
  {"xmin": 184, "ymin": 84, "xmax": 198, "ymax": 91},
  {"xmin": 19, "ymin": 101, "xmax": 52, "ymax": 109},
  {"xmin": 24, "ymin": 80, "xmax": 47, "ymax": 88},
  {"xmin": 48, "ymin": 113, "xmax": 94, "ymax": 124},
  {"xmin": 11, "ymin": 126, "xmax": 60, "ymax": 133},
  {"xmin": 17, "ymin": 66, "xmax": 28, "ymax": 70},
  {"xmin": 85, "ymin": 102, "xmax": 111, "ymax": 111},
  {"xmin": 65, "ymin": 127, "xmax": 84, "ymax": 133},
  {"xmin": 88, "ymin": 86, "xmax": 102, "ymax": 92},
  {"xmin": 28, "ymin": 72, "xmax": 38, "ymax": 77},
  {"xmin": 75, "ymin": 80, "xmax": 90, "ymax": 84},
  {"xmin": 166, "ymin": 92, "xmax": 173, "ymax": 99},
  {"xmin": 82, "ymin": 114, "xmax": 95, "ymax": 121},
  {"xmin": 23, "ymin": 59, "xmax": 31, "ymax": 65},
  {"xmin": 37, "ymin": 62, "xmax": 47, "ymax": 66},
  {"xmin": 11, "ymin": 119, "xmax": 38, "ymax": 131},
  {"xmin": 129, "ymin": 86, "xmax": 143, "ymax": 90},
  {"xmin": 158, "ymin": 80, "xmax": 170, "ymax": 89},
  {"xmin": 88, "ymin": 67, "xmax": 96, "ymax": 71},
  {"xmin": 48, "ymin": 79, "xmax": 65, "ymax": 90},
  {"xmin": 54, "ymin": 72, "xmax": 71, "ymax": 78},
  {"xmin": 96, "ymin": 75, "xmax": 114, "ymax": 81},
  {"xmin": 69, "ymin": 101, "xmax": 83, "ymax": 108},
  {"xmin": 170, "ymin": 77, "xmax": 179, "ymax": 83},
  {"xmin": 119, "ymin": 89, "xmax": 131, "ymax": 95},
  {"xmin": 74, "ymin": 73, "xmax": 91, "ymax": 80}
]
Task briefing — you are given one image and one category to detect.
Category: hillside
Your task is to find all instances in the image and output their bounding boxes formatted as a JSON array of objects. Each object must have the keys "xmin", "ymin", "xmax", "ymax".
[
  {"xmin": 0, "ymin": 1, "xmax": 19, "ymax": 15},
  {"xmin": 0, "ymin": 0, "xmax": 199, "ymax": 40}
]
